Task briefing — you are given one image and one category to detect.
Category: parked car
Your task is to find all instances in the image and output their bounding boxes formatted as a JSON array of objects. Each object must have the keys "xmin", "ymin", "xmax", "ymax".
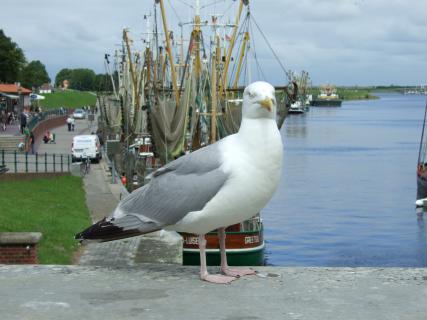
[
  {"xmin": 71, "ymin": 135, "xmax": 102, "ymax": 163},
  {"xmin": 73, "ymin": 108, "xmax": 86, "ymax": 119}
]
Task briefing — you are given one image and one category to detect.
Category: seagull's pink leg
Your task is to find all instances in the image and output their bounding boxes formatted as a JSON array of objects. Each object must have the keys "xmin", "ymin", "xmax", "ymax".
[
  {"xmin": 218, "ymin": 227, "xmax": 256, "ymax": 277},
  {"xmin": 198, "ymin": 234, "xmax": 235, "ymax": 284}
]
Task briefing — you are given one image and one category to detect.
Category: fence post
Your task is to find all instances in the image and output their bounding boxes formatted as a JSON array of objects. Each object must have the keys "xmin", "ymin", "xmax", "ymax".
[
  {"xmin": 25, "ymin": 152, "xmax": 28, "ymax": 173},
  {"xmin": 53, "ymin": 154, "xmax": 56, "ymax": 172},
  {"xmin": 67, "ymin": 155, "xmax": 70, "ymax": 172},
  {"xmin": 14, "ymin": 150, "xmax": 17, "ymax": 173},
  {"xmin": 35, "ymin": 152, "xmax": 38, "ymax": 173},
  {"xmin": 45, "ymin": 152, "xmax": 47, "ymax": 172},
  {"xmin": 61, "ymin": 154, "xmax": 63, "ymax": 172},
  {"xmin": 1, "ymin": 149, "xmax": 4, "ymax": 166}
]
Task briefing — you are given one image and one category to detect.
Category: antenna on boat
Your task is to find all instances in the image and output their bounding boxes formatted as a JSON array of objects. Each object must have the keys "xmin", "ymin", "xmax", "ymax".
[
  {"xmin": 143, "ymin": 13, "xmax": 152, "ymax": 48},
  {"xmin": 195, "ymin": 0, "xmax": 200, "ymax": 17},
  {"xmin": 104, "ymin": 53, "xmax": 118, "ymax": 99}
]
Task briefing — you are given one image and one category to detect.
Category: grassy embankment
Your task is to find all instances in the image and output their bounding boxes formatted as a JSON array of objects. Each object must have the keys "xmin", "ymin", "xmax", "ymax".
[
  {"xmin": 40, "ymin": 90, "xmax": 97, "ymax": 110},
  {"xmin": 0, "ymin": 175, "xmax": 91, "ymax": 264},
  {"xmin": 310, "ymin": 87, "xmax": 379, "ymax": 100}
]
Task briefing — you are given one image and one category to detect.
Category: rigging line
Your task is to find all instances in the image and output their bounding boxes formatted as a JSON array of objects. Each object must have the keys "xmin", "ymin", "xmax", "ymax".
[
  {"xmin": 200, "ymin": 31, "xmax": 207, "ymax": 60},
  {"xmin": 228, "ymin": 15, "xmax": 246, "ymax": 81},
  {"xmin": 220, "ymin": 0, "xmax": 235, "ymax": 20},
  {"xmin": 243, "ymin": 47, "xmax": 248, "ymax": 85},
  {"xmin": 200, "ymin": 0, "xmax": 226, "ymax": 10},
  {"xmin": 251, "ymin": 13, "xmax": 291, "ymax": 80},
  {"xmin": 167, "ymin": 0, "xmax": 183, "ymax": 23},
  {"xmin": 228, "ymin": 14, "xmax": 249, "ymax": 86},
  {"xmin": 177, "ymin": 0, "xmax": 194, "ymax": 8},
  {"xmin": 154, "ymin": 3, "xmax": 160, "ymax": 68},
  {"xmin": 248, "ymin": 20, "xmax": 266, "ymax": 81},
  {"xmin": 179, "ymin": 33, "xmax": 194, "ymax": 93}
]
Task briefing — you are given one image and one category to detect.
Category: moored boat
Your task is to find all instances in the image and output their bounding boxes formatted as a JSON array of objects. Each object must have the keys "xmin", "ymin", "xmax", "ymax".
[
  {"xmin": 98, "ymin": 0, "xmax": 296, "ymax": 267},
  {"xmin": 417, "ymin": 103, "xmax": 427, "ymax": 199},
  {"xmin": 288, "ymin": 100, "xmax": 305, "ymax": 114},
  {"xmin": 311, "ymin": 84, "xmax": 342, "ymax": 107},
  {"xmin": 181, "ymin": 215, "xmax": 264, "ymax": 266}
]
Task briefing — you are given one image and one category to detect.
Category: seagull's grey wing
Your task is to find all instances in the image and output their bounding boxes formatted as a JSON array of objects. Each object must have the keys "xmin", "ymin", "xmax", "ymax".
[{"xmin": 113, "ymin": 142, "xmax": 229, "ymax": 230}]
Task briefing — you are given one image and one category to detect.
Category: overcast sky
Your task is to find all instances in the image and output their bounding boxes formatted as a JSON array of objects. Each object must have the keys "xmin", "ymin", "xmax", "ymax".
[{"xmin": 1, "ymin": 0, "xmax": 426, "ymax": 86}]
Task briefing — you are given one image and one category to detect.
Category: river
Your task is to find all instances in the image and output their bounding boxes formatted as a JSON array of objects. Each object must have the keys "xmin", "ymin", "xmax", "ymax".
[{"xmin": 264, "ymin": 93, "xmax": 427, "ymax": 267}]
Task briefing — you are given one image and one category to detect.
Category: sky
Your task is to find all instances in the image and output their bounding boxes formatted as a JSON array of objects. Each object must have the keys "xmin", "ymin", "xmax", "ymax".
[{"xmin": 1, "ymin": 0, "xmax": 426, "ymax": 86}]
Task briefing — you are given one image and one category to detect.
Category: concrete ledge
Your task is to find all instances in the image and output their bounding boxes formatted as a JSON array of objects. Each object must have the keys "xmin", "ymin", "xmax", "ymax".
[
  {"xmin": 0, "ymin": 232, "xmax": 42, "ymax": 244},
  {"xmin": 0, "ymin": 265, "xmax": 426, "ymax": 319}
]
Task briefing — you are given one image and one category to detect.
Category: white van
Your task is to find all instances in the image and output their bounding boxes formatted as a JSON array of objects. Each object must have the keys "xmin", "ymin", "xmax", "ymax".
[{"xmin": 71, "ymin": 135, "xmax": 101, "ymax": 163}]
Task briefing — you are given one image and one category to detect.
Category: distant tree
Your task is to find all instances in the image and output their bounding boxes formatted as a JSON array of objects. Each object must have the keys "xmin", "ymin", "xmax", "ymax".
[
  {"xmin": 55, "ymin": 68, "xmax": 73, "ymax": 87},
  {"xmin": 69, "ymin": 68, "xmax": 96, "ymax": 91},
  {"xmin": 20, "ymin": 60, "xmax": 50, "ymax": 89},
  {"xmin": 94, "ymin": 72, "xmax": 117, "ymax": 92},
  {"xmin": 0, "ymin": 29, "xmax": 26, "ymax": 83}
]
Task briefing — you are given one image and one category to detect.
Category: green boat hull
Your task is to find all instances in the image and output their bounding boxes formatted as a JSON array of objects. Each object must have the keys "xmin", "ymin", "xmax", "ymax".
[
  {"xmin": 310, "ymin": 99, "xmax": 342, "ymax": 107},
  {"xmin": 183, "ymin": 246, "xmax": 265, "ymax": 266}
]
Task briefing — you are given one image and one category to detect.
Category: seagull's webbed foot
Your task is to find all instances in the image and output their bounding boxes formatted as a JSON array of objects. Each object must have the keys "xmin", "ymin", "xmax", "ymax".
[
  {"xmin": 221, "ymin": 267, "xmax": 256, "ymax": 278},
  {"xmin": 201, "ymin": 273, "xmax": 236, "ymax": 284}
]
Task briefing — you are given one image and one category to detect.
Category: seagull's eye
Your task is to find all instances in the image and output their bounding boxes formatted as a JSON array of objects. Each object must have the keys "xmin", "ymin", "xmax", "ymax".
[{"xmin": 248, "ymin": 92, "xmax": 256, "ymax": 99}]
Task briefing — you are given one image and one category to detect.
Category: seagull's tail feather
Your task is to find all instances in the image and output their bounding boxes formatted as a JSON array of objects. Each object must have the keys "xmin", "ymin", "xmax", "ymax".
[{"xmin": 75, "ymin": 216, "xmax": 160, "ymax": 243}]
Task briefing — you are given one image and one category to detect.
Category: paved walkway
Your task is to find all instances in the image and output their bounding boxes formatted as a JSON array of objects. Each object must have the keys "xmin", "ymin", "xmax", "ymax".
[
  {"xmin": 78, "ymin": 156, "xmax": 182, "ymax": 267},
  {"xmin": 22, "ymin": 113, "xmax": 182, "ymax": 267},
  {"xmin": 36, "ymin": 117, "xmax": 94, "ymax": 154},
  {"xmin": 0, "ymin": 117, "xmax": 92, "ymax": 173},
  {"xmin": 0, "ymin": 124, "xmax": 20, "ymax": 136}
]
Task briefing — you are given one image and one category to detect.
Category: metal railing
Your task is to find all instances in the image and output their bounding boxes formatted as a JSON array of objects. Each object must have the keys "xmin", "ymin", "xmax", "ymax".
[
  {"xmin": 0, "ymin": 150, "xmax": 71, "ymax": 173},
  {"xmin": 27, "ymin": 108, "xmax": 71, "ymax": 131}
]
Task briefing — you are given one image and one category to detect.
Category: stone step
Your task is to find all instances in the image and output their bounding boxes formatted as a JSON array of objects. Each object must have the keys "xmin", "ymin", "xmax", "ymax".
[{"xmin": 0, "ymin": 136, "xmax": 25, "ymax": 151}]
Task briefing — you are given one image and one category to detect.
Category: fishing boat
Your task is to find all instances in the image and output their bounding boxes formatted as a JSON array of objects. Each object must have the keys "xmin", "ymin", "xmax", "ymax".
[
  {"xmin": 287, "ymin": 71, "xmax": 311, "ymax": 114},
  {"xmin": 417, "ymin": 103, "xmax": 427, "ymax": 200},
  {"xmin": 98, "ymin": 0, "xmax": 296, "ymax": 266},
  {"xmin": 288, "ymin": 101, "xmax": 305, "ymax": 114},
  {"xmin": 311, "ymin": 84, "xmax": 342, "ymax": 107}
]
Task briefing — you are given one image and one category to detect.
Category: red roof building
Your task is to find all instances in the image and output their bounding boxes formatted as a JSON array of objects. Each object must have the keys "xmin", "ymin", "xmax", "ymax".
[
  {"xmin": 0, "ymin": 84, "xmax": 32, "ymax": 94},
  {"xmin": 0, "ymin": 84, "xmax": 32, "ymax": 112}
]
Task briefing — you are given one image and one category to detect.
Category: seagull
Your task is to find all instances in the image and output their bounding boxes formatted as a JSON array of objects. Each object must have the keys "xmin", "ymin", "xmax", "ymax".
[{"xmin": 75, "ymin": 81, "xmax": 283, "ymax": 284}]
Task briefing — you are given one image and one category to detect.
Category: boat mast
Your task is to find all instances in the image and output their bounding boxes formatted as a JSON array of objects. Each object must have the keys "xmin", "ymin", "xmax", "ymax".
[
  {"xmin": 232, "ymin": 31, "xmax": 249, "ymax": 89},
  {"xmin": 123, "ymin": 29, "xmax": 139, "ymax": 120},
  {"xmin": 418, "ymin": 103, "xmax": 427, "ymax": 165},
  {"xmin": 193, "ymin": 0, "xmax": 202, "ymax": 78},
  {"xmin": 220, "ymin": 0, "xmax": 248, "ymax": 96},
  {"xmin": 156, "ymin": 0, "xmax": 180, "ymax": 107},
  {"xmin": 210, "ymin": 36, "xmax": 219, "ymax": 143}
]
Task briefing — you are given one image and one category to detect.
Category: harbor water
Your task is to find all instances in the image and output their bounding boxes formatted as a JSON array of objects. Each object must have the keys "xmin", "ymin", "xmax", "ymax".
[{"xmin": 264, "ymin": 93, "xmax": 427, "ymax": 267}]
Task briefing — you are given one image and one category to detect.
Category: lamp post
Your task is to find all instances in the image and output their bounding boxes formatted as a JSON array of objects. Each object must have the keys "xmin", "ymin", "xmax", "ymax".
[{"xmin": 17, "ymin": 86, "xmax": 23, "ymax": 114}]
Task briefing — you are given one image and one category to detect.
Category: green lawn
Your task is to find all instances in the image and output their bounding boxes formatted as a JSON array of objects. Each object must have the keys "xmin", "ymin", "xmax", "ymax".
[
  {"xmin": 0, "ymin": 175, "xmax": 91, "ymax": 264},
  {"xmin": 40, "ymin": 90, "xmax": 97, "ymax": 109}
]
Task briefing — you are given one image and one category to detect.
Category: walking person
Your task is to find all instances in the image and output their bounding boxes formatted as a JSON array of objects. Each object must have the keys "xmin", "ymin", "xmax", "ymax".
[
  {"xmin": 23, "ymin": 126, "xmax": 30, "ymax": 152},
  {"xmin": 1, "ymin": 110, "xmax": 7, "ymax": 131},
  {"xmin": 66, "ymin": 116, "xmax": 72, "ymax": 131},
  {"xmin": 29, "ymin": 131, "xmax": 35, "ymax": 154},
  {"xmin": 20, "ymin": 109, "xmax": 27, "ymax": 134},
  {"xmin": 71, "ymin": 116, "xmax": 75, "ymax": 131}
]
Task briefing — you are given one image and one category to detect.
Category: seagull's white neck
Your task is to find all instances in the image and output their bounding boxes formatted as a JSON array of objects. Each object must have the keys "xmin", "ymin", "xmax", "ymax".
[{"xmin": 238, "ymin": 118, "xmax": 279, "ymax": 141}]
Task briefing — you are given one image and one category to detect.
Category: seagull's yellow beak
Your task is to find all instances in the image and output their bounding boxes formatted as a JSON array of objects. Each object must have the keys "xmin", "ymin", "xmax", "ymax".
[{"xmin": 259, "ymin": 98, "xmax": 273, "ymax": 112}]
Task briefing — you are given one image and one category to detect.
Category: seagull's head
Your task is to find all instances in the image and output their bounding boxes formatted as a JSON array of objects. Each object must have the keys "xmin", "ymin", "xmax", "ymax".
[{"xmin": 242, "ymin": 81, "xmax": 276, "ymax": 120}]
